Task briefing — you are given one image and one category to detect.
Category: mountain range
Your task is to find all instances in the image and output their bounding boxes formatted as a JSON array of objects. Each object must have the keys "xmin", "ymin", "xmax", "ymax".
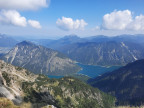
[
  {"xmin": 0, "ymin": 41, "xmax": 80, "ymax": 76},
  {"xmin": 1, "ymin": 34, "xmax": 144, "ymax": 107},
  {"xmin": 0, "ymin": 34, "xmax": 18, "ymax": 47},
  {"xmin": 1, "ymin": 34, "xmax": 144, "ymax": 66},
  {"xmin": 59, "ymin": 41, "xmax": 144, "ymax": 65},
  {"xmin": 30, "ymin": 34, "xmax": 144, "ymax": 66},
  {"xmin": 31, "ymin": 34, "xmax": 144, "ymax": 48}
]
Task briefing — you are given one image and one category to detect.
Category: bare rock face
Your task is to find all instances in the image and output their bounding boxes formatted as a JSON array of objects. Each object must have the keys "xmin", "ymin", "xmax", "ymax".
[
  {"xmin": 0, "ymin": 60, "xmax": 56, "ymax": 107},
  {"xmin": 1, "ymin": 41, "xmax": 80, "ymax": 76},
  {"xmin": 0, "ymin": 60, "xmax": 38, "ymax": 105}
]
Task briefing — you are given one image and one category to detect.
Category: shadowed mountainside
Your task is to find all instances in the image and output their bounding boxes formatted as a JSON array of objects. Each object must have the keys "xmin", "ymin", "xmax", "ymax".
[{"xmin": 88, "ymin": 59, "xmax": 144, "ymax": 106}]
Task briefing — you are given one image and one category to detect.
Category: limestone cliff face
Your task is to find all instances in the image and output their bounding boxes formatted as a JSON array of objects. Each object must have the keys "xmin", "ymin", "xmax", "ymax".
[
  {"xmin": 1, "ymin": 41, "xmax": 80, "ymax": 76},
  {"xmin": 0, "ymin": 60, "xmax": 38, "ymax": 105}
]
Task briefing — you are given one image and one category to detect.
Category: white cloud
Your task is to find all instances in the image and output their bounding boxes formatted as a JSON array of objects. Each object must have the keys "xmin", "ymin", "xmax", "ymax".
[
  {"xmin": 28, "ymin": 20, "xmax": 41, "ymax": 29},
  {"xmin": 102, "ymin": 10, "xmax": 144, "ymax": 31},
  {"xmin": 0, "ymin": 0, "xmax": 50, "ymax": 10},
  {"xmin": 102, "ymin": 10, "xmax": 132, "ymax": 30},
  {"xmin": 0, "ymin": 10, "xmax": 27, "ymax": 27},
  {"xmin": 127, "ymin": 15, "xmax": 144, "ymax": 30},
  {"xmin": 92, "ymin": 26, "xmax": 100, "ymax": 31},
  {"xmin": 0, "ymin": 0, "xmax": 47, "ymax": 28},
  {"xmin": 0, "ymin": 10, "xmax": 42, "ymax": 28},
  {"xmin": 56, "ymin": 16, "xmax": 87, "ymax": 31}
]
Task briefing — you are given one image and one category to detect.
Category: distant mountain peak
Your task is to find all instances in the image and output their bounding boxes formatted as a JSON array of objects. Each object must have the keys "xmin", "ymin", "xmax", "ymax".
[
  {"xmin": 17, "ymin": 40, "xmax": 33, "ymax": 45},
  {"xmin": 0, "ymin": 34, "xmax": 18, "ymax": 47},
  {"xmin": 63, "ymin": 35, "xmax": 80, "ymax": 39}
]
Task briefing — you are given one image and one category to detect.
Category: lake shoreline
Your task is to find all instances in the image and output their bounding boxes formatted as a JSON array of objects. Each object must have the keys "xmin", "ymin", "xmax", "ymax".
[
  {"xmin": 76, "ymin": 62, "xmax": 123, "ymax": 68},
  {"xmin": 47, "ymin": 63, "xmax": 121, "ymax": 79},
  {"xmin": 77, "ymin": 63, "xmax": 121, "ymax": 78}
]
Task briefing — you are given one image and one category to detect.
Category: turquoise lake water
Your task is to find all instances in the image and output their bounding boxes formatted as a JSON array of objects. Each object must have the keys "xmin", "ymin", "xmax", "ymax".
[
  {"xmin": 48, "ymin": 75, "xmax": 64, "ymax": 79},
  {"xmin": 47, "ymin": 64, "xmax": 121, "ymax": 79},
  {"xmin": 77, "ymin": 63, "xmax": 121, "ymax": 78}
]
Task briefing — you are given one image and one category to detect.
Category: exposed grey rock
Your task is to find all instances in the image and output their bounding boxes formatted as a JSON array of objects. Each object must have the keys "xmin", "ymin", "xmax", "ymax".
[
  {"xmin": 59, "ymin": 41, "xmax": 144, "ymax": 66},
  {"xmin": 1, "ymin": 41, "xmax": 80, "ymax": 76}
]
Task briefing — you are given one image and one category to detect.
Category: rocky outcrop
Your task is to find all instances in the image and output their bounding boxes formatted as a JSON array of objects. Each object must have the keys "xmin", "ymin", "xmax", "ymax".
[{"xmin": 0, "ymin": 60, "xmax": 37, "ymax": 105}]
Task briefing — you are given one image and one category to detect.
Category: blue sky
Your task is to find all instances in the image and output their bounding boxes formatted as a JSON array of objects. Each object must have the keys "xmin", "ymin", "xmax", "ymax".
[{"xmin": 0, "ymin": 0, "xmax": 144, "ymax": 38}]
